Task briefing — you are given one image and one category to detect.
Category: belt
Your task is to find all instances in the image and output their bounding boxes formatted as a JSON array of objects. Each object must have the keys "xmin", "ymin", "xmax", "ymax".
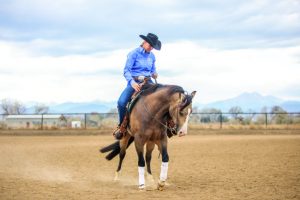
[{"xmin": 133, "ymin": 76, "xmax": 150, "ymax": 82}]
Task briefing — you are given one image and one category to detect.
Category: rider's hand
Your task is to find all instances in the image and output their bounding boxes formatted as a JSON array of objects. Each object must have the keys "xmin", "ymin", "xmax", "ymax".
[
  {"xmin": 131, "ymin": 81, "xmax": 141, "ymax": 92},
  {"xmin": 151, "ymin": 73, "xmax": 158, "ymax": 79}
]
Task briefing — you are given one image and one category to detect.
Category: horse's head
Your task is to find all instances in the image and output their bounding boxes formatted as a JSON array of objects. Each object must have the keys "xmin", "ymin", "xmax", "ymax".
[{"xmin": 169, "ymin": 90, "xmax": 196, "ymax": 137}]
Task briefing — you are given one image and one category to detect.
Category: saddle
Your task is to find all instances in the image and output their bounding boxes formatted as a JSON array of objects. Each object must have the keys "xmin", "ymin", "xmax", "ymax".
[{"xmin": 113, "ymin": 78, "xmax": 151, "ymax": 139}]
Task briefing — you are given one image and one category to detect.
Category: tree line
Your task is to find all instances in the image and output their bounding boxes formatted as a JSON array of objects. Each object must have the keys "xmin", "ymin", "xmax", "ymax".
[
  {"xmin": 0, "ymin": 98, "xmax": 292, "ymax": 118},
  {"xmin": 192, "ymin": 106, "xmax": 296, "ymax": 125},
  {"xmin": 0, "ymin": 99, "xmax": 48, "ymax": 114}
]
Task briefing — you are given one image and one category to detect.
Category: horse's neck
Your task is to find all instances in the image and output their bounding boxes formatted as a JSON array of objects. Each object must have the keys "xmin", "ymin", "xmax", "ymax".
[{"xmin": 143, "ymin": 90, "xmax": 179, "ymax": 118}]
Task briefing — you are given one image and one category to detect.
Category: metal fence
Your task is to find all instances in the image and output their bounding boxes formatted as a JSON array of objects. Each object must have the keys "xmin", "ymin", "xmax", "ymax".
[
  {"xmin": 0, "ymin": 112, "xmax": 300, "ymax": 130},
  {"xmin": 189, "ymin": 112, "xmax": 300, "ymax": 130}
]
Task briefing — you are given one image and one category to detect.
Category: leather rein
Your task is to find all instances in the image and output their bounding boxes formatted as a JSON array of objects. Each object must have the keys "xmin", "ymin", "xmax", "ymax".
[{"xmin": 141, "ymin": 91, "xmax": 181, "ymax": 137}]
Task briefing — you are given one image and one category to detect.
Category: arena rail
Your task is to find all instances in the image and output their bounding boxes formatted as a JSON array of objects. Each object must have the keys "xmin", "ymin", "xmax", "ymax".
[{"xmin": 0, "ymin": 112, "xmax": 299, "ymax": 130}]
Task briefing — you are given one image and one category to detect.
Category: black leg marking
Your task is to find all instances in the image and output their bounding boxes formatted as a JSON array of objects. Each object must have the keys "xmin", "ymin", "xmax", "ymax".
[{"xmin": 161, "ymin": 146, "xmax": 169, "ymax": 163}]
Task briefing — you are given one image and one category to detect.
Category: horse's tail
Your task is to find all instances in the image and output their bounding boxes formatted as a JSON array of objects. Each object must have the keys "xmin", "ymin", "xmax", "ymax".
[
  {"xmin": 99, "ymin": 136, "xmax": 134, "ymax": 161},
  {"xmin": 100, "ymin": 141, "xmax": 119, "ymax": 153}
]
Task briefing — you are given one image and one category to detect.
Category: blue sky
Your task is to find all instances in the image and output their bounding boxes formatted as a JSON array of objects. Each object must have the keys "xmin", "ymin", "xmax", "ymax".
[{"xmin": 0, "ymin": 0, "xmax": 300, "ymax": 104}]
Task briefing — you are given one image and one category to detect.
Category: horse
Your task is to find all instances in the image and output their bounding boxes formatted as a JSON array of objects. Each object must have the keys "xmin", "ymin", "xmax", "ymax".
[{"xmin": 100, "ymin": 83, "xmax": 196, "ymax": 190}]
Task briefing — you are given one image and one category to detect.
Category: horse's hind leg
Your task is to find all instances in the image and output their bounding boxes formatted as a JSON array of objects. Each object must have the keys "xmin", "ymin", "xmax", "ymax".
[
  {"xmin": 114, "ymin": 134, "xmax": 133, "ymax": 181},
  {"xmin": 145, "ymin": 141, "xmax": 155, "ymax": 175},
  {"xmin": 134, "ymin": 137, "xmax": 146, "ymax": 189},
  {"xmin": 145, "ymin": 142, "xmax": 155, "ymax": 187}
]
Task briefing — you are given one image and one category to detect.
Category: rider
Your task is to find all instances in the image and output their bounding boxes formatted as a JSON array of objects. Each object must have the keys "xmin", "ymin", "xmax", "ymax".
[{"xmin": 113, "ymin": 33, "xmax": 162, "ymax": 139}]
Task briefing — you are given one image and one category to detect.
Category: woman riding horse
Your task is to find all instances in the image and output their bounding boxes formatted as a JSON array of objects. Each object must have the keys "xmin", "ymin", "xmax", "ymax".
[
  {"xmin": 101, "ymin": 83, "xmax": 196, "ymax": 190},
  {"xmin": 113, "ymin": 33, "xmax": 161, "ymax": 140}
]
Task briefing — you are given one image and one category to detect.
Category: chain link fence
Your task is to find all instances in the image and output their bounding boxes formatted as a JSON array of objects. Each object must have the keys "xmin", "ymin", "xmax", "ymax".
[
  {"xmin": 0, "ymin": 112, "xmax": 300, "ymax": 130},
  {"xmin": 189, "ymin": 112, "xmax": 300, "ymax": 129}
]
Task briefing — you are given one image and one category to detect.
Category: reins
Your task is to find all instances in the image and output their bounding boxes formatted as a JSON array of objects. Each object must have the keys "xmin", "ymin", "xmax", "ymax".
[
  {"xmin": 140, "ymin": 92, "xmax": 179, "ymax": 137},
  {"xmin": 135, "ymin": 78, "xmax": 183, "ymax": 137},
  {"xmin": 141, "ymin": 99, "xmax": 177, "ymax": 134}
]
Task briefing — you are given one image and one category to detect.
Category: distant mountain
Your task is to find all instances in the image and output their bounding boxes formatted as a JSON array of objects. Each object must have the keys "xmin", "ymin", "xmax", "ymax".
[
  {"xmin": 49, "ymin": 101, "xmax": 117, "ymax": 113},
  {"xmin": 24, "ymin": 92, "xmax": 300, "ymax": 114},
  {"xmin": 280, "ymin": 101, "xmax": 300, "ymax": 112},
  {"xmin": 26, "ymin": 101, "xmax": 117, "ymax": 114},
  {"xmin": 198, "ymin": 92, "xmax": 300, "ymax": 112}
]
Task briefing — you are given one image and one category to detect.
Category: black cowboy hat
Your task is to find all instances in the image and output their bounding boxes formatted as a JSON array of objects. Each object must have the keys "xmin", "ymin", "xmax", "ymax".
[{"xmin": 139, "ymin": 33, "xmax": 161, "ymax": 50}]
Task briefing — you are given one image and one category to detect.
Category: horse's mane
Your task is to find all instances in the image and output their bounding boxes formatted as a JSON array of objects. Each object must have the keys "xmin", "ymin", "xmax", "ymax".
[
  {"xmin": 180, "ymin": 93, "xmax": 193, "ymax": 111},
  {"xmin": 140, "ymin": 84, "xmax": 185, "ymax": 97},
  {"xmin": 139, "ymin": 83, "xmax": 164, "ymax": 96},
  {"xmin": 166, "ymin": 85, "xmax": 185, "ymax": 96},
  {"xmin": 166, "ymin": 85, "xmax": 193, "ymax": 110}
]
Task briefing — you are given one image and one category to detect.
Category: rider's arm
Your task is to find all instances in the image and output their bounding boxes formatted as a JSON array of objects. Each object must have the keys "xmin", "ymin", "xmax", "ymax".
[
  {"xmin": 150, "ymin": 54, "xmax": 158, "ymax": 79},
  {"xmin": 123, "ymin": 51, "xmax": 137, "ymax": 86}
]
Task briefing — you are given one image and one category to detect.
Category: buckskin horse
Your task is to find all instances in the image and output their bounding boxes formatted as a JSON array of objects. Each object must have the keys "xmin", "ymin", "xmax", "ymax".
[{"xmin": 100, "ymin": 83, "xmax": 196, "ymax": 190}]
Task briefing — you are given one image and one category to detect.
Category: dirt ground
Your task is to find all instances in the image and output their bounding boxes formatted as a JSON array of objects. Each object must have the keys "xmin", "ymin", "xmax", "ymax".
[{"xmin": 0, "ymin": 134, "xmax": 299, "ymax": 200}]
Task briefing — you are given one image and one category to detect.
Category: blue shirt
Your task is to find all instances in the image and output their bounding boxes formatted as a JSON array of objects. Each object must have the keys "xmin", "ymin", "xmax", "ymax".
[{"xmin": 123, "ymin": 46, "xmax": 156, "ymax": 85}]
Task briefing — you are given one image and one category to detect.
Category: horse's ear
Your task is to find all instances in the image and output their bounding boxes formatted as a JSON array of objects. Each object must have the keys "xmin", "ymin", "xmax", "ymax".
[{"xmin": 190, "ymin": 91, "xmax": 196, "ymax": 98}]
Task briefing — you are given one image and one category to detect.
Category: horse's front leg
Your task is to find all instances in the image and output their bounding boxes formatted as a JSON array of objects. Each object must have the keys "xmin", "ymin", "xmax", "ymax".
[
  {"xmin": 135, "ymin": 137, "xmax": 146, "ymax": 189},
  {"xmin": 115, "ymin": 134, "xmax": 133, "ymax": 181},
  {"xmin": 157, "ymin": 136, "xmax": 169, "ymax": 190}
]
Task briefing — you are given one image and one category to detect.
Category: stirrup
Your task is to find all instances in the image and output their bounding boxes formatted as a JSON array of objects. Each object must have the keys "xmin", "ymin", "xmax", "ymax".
[
  {"xmin": 112, "ymin": 126, "xmax": 127, "ymax": 140},
  {"xmin": 113, "ymin": 115, "xmax": 129, "ymax": 140},
  {"xmin": 112, "ymin": 126, "xmax": 123, "ymax": 140}
]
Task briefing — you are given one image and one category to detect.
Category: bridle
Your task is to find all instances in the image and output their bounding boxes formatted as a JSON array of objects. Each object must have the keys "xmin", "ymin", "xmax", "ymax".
[
  {"xmin": 141, "ymin": 94, "xmax": 181, "ymax": 137},
  {"xmin": 138, "ymin": 78, "xmax": 189, "ymax": 137}
]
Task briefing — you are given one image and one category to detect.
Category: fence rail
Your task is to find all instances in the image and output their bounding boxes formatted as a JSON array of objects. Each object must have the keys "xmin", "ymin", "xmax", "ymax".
[{"xmin": 0, "ymin": 112, "xmax": 300, "ymax": 130}]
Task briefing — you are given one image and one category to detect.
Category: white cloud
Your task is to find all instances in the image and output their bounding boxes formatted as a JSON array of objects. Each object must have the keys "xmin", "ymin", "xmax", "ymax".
[
  {"xmin": 1, "ymin": 0, "xmax": 300, "ymax": 105},
  {"xmin": 1, "ymin": 0, "xmax": 299, "ymax": 51},
  {"xmin": 1, "ymin": 40, "xmax": 300, "ymax": 104},
  {"xmin": 157, "ymin": 41, "xmax": 300, "ymax": 102},
  {"xmin": 3, "ymin": 0, "xmax": 88, "ymax": 21},
  {"xmin": 0, "ymin": 41, "xmax": 129, "ymax": 103}
]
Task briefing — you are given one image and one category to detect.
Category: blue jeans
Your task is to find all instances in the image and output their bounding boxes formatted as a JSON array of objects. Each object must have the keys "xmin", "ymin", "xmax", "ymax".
[
  {"xmin": 117, "ymin": 79, "xmax": 153, "ymax": 125},
  {"xmin": 117, "ymin": 85, "xmax": 135, "ymax": 125}
]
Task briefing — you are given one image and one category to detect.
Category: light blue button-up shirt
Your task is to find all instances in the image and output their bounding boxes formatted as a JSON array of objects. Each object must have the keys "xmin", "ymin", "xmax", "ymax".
[{"xmin": 123, "ymin": 46, "xmax": 156, "ymax": 85}]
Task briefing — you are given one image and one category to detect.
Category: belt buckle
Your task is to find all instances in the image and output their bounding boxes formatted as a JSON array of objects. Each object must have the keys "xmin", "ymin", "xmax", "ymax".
[{"xmin": 137, "ymin": 75, "xmax": 145, "ymax": 82}]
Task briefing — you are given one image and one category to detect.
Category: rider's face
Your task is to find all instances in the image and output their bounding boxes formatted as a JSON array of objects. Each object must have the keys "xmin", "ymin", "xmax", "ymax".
[{"xmin": 143, "ymin": 41, "xmax": 153, "ymax": 52}]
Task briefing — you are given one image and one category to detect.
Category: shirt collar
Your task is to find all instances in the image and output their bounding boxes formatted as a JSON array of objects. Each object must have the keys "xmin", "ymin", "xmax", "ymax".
[{"xmin": 138, "ymin": 46, "xmax": 150, "ymax": 54}]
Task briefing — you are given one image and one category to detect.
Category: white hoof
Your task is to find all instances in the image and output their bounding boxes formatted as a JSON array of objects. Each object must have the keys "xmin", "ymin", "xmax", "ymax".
[
  {"xmin": 138, "ymin": 184, "xmax": 145, "ymax": 190},
  {"xmin": 114, "ymin": 171, "xmax": 120, "ymax": 181},
  {"xmin": 157, "ymin": 180, "xmax": 165, "ymax": 191}
]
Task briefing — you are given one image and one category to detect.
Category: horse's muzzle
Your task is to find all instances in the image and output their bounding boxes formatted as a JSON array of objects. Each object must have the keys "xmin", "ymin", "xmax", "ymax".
[
  {"xmin": 178, "ymin": 123, "xmax": 188, "ymax": 137},
  {"xmin": 178, "ymin": 108, "xmax": 191, "ymax": 137}
]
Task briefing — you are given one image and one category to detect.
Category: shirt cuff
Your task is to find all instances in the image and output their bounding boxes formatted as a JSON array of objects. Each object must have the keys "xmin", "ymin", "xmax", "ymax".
[{"xmin": 130, "ymin": 79, "xmax": 136, "ymax": 86}]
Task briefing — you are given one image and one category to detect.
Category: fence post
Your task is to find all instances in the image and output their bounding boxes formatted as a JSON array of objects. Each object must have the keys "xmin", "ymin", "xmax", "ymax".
[
  {"xmin": 41, "ymin": 114, "xmax": 44, "ymax": 130},
  {"xmin": 220, "ymin": 113, "xmax": 223, "ymax": 129},
  {"xmin": 265, "ymin": 113, "xmax": 268, "ymax": 129},
  {"xmin": 84, "ymin": 113, "xmax": 87, "ymax": 129}
]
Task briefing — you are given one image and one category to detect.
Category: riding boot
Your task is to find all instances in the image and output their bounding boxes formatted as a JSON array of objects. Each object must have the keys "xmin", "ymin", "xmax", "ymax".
[{"xmin": 113, "ymin": 116, "xmax": 128, "ymax": 140}]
